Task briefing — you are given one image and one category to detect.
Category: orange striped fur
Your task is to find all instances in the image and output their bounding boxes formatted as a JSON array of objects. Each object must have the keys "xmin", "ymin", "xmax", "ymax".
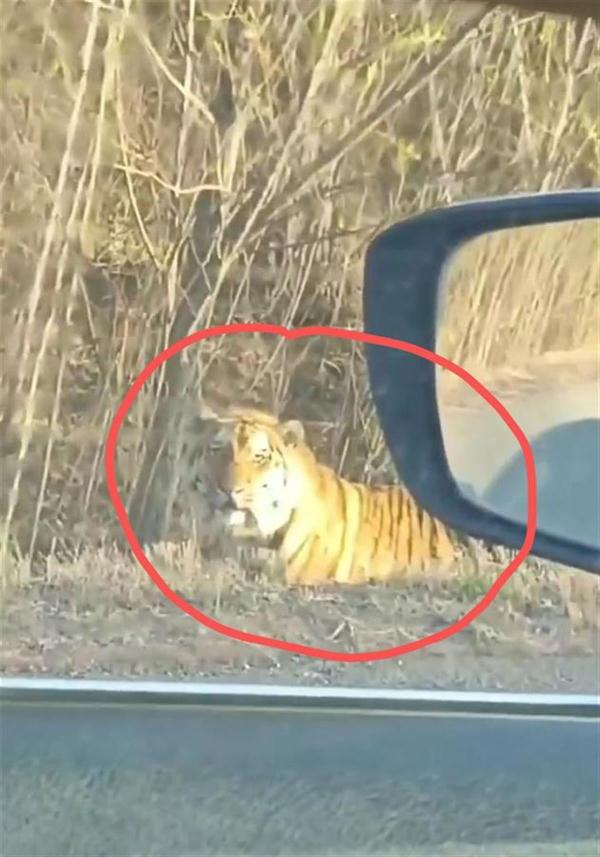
[{"xmin": 196, "ymin": 406, "xmax": 458, "ymax": 586}]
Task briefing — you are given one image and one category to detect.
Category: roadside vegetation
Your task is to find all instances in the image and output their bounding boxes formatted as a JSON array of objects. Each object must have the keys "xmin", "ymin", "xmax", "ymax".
[{"xmin": 1, "ymin": 0, "xmax": 598, "ymax": 676}]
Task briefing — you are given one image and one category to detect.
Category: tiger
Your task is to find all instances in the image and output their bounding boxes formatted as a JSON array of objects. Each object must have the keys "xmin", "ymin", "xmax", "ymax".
[{"xmin": 189, "ymin": 404, "xmax": 459, "ymax": 586}]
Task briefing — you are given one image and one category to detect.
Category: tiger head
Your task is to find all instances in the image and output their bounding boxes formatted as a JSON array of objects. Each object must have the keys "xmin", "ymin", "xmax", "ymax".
[{"xmin": 196, "ymin": 406, "xmax": 312, "ymax": 538}]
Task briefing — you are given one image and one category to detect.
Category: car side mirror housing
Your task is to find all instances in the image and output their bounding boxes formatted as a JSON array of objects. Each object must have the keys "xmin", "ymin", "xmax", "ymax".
[{"xmin": 363, "ymin": 188, "xmax": 600, "ymax": 575}]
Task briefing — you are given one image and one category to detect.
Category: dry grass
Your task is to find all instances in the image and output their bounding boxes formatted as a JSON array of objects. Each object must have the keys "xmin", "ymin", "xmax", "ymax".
[
  {"xmin": 437, "ymin": 216, "xmax": 599, "ymax": 423},
  {"xmin": 2, "ymin": 539, "xmax": 598, "ymax": 691},
  {"xmin": 1, "ymin": 0, "xmax": 598, "ymax": 599},
  {"xmin": 439, "ymin": 218, "xmax": 599, "ymax": 377}
]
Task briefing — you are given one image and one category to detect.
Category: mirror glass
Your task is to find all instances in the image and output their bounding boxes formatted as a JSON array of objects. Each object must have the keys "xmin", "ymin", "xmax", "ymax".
[{"xmin": 436, "ymin": 217, "xmax": 599, "ymax": 549}]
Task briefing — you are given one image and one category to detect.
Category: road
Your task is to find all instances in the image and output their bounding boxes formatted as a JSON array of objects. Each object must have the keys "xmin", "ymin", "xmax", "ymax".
[
  {"xmin": 2, "ymin": 681, "xmax": 599, "ymax": 857},
  {"xmin": 440, "ymin": 378, "xmax": 599, "ymax": 546}
]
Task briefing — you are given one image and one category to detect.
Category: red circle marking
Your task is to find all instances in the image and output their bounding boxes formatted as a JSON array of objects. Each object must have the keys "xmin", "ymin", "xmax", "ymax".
[{"xmin": 105, "ymin": 323, "xmax": 537, "ymax": 662}]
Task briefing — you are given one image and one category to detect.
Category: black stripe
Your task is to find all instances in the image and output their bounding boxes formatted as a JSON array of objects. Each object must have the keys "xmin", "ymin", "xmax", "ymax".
[
  {"xmin": 393, "ymin": 490, "xmax": 405, "ymax": 559},
  {"xmin": 406, "ymin": 495, "xmax": 416, "ymax": 563},
  {"xmin": 269, "ymin": 527, "xmax": 286, "ymax": 551},
  {"xmin": 416, "ymin": 504, "xmax": 426, "ymax": 554},
  {"xmin": 372, "ymin": 492, "xmax": 386, "ymax": 555},
  {"xmin": 287, "ymin": 534, "xmax": 311, "ymax": 568},
  {"xmin": 268, "ymin": 462, "xmax": 292, "ymax": 551},
  {"xmin": 387, "ymin": 490, "xmax": 397, "ymax": 553},
  {"xmin": 389, "ymin": 490, "xmax": 397, "ymax": 557},
  {"xmin": 331, "ymin": 476, "xmax": 347, "ymax": 576},
  {"xmin": 355, "ymin": 485, "xmax": 364, "ymax": 535}
]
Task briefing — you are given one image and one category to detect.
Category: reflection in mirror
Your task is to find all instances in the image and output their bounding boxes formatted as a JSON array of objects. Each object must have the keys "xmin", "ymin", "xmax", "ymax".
[{"xmin": 436, "ymin": 218, "xmax": 599, "ymax": 550}]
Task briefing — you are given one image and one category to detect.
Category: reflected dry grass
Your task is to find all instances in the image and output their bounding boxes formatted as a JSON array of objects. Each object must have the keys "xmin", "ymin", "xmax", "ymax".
[{"xmin": 439, "ymin": 219, "xmax": 599, "ymax": 376}]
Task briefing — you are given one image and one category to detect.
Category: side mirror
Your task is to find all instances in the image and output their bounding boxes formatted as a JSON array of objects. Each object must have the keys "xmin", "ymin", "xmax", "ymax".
[{"xmin": 363, "ymin": 189, "xmax": 600, "ymax": 574}]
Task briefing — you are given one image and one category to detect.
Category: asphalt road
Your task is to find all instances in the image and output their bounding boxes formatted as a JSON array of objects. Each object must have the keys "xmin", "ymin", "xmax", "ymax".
[
  {"xmin": 440, "ymin": 379, "xmax": 599, "ymax": 547},
  {"xmin": 2, "ymin": 690, "xmax": 599, "ymax": 857}
]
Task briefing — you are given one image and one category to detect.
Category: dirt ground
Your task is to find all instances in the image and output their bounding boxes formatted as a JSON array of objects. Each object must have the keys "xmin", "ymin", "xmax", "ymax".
[{"xmin": 2, "ymin": 541, "xmax": 598, "ymax": 693}]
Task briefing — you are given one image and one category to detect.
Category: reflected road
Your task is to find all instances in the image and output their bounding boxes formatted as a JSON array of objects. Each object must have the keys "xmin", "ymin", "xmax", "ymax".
[{"xmin": 441, "ymin": 379, "xmax": 599, "ymax": 545}]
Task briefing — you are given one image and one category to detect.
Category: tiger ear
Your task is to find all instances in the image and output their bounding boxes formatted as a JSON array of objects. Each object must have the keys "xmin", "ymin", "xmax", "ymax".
[{"xmin": 281, "ymin": 419, "xmax": 305, "ymax": 448}]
